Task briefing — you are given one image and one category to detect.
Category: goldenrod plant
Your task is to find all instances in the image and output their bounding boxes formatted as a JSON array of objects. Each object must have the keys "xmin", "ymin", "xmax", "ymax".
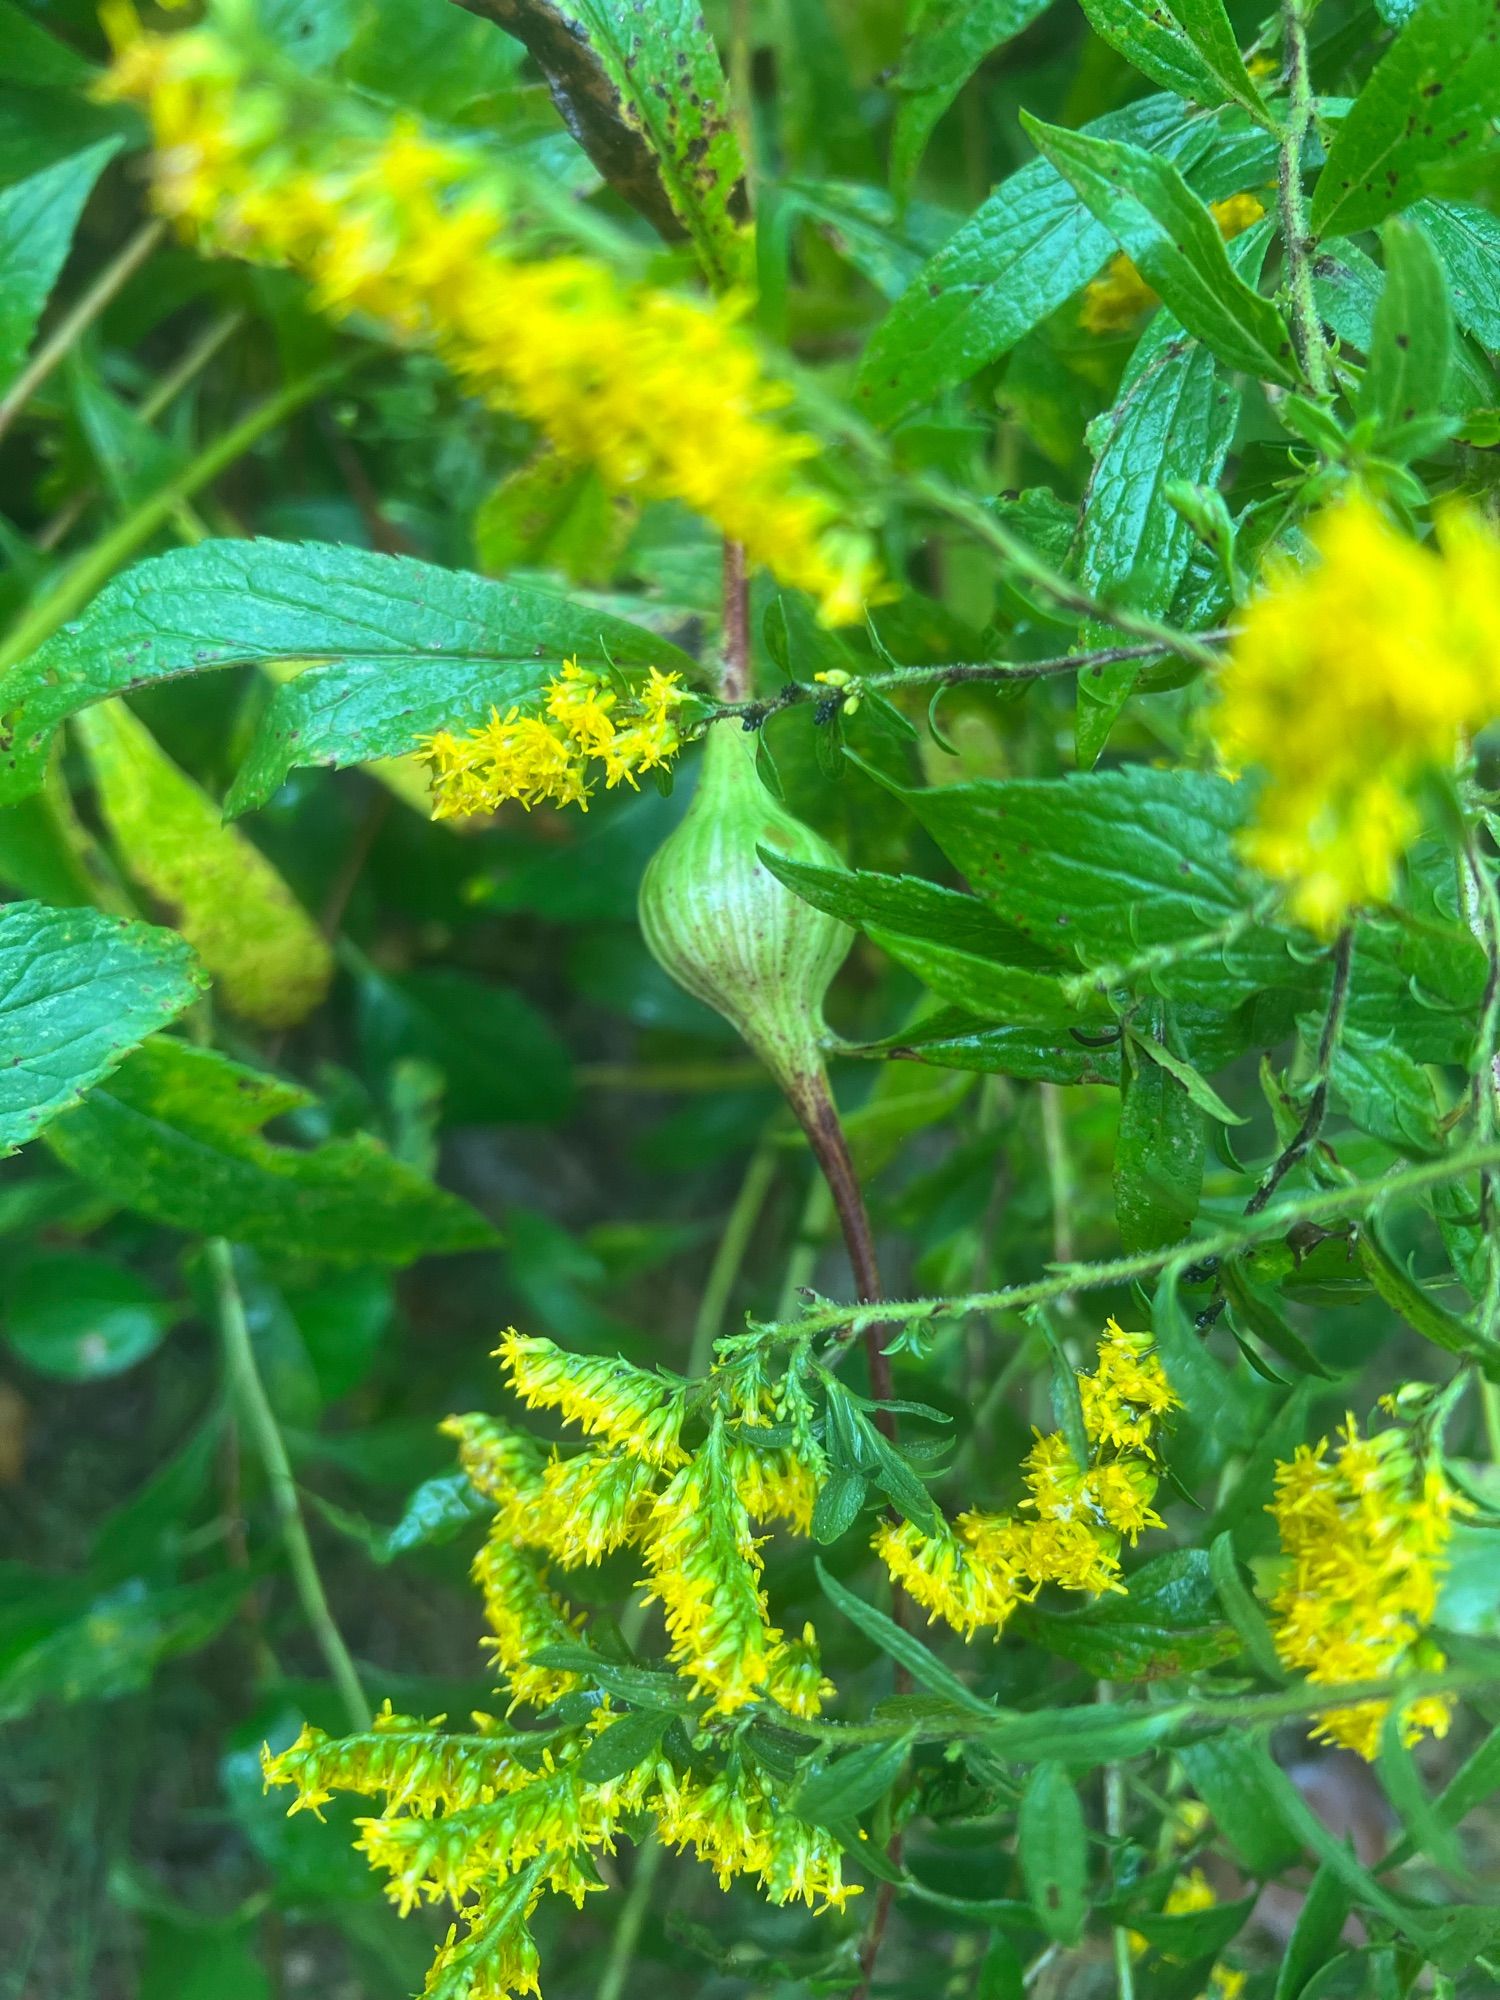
[{"xmin": 1, "ymin": 0, "xmax": 1499, "ymax": 1998}]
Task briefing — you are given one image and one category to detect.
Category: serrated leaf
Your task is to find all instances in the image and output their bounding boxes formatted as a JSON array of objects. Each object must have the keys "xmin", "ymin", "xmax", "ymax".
[
  {"xmin": 760, "ymin": 849, "xmax": 1056, "ymax": 966},
  {"xmin": 1310, "ymin": 0, "xmax": 1500, "ymax": 240},
  {"xmin": 1075, "ymin": 0, "xmax": 1266, "ymax": 115},
  {"xmin": 1024, "ymin": 1548, "xmax": 1236, "ymax": 1679},
  {"xmin": 0, "ymin": 138, "xmax": 121, "ymax": 387},
  {"xmin": 811, "ymin": 1468, "xmax": 867, "ymax": 1544},
  {"xmin": 1022, "ymin": 114, "xmax": 1297, "ymax": 385},
  {"xmin": 0, "ymin": 540, "xmax": 694, "ymax": 811},
  {"xmin": 471, "ymin": 0, "xmax": 747, "ymax": 287},
  {"xmin": 75, "ymin": 700, "xmax": 332, "ymax": 1030},
  {"xmin": 0, "ymin": 902, "xmax": 205, "ymax": 1157},
  {"xmin": 891, "ymin": 0, "xmax": 1055, "ymax": 196},
  {"xmin": 867, "ymin": 925, "xmax": 1104, "ymax": 1030},
  {"xmin": 575, "ymin": 1706, "xmax": 671, "ymax": 1783},
  {"xmin": 1116, "ymin": 1021, "xmax": 1204, "ymax": 1251},
  {"xmin": 1357, "ymin": 217, "xmax": 1454, "ymax": 450},
  {"xmin": 1412, "ymin": 198, "xmax": 1500, "ymax": 346},
  {"xmin": 43, "ymin": 1038, "xmax": 496, "ymax": 1264},
  {"xmin": 855, "ymin": 97, "xmax": 1277, "ymax": 423},
  {"xmin": 1017, "ymin": 1762, "xmax": 1087, "ymax": 1944}
]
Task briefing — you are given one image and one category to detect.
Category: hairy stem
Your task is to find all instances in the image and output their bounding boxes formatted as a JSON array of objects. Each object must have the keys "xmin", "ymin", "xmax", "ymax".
[
  {"xmin": 752, "ymin": 1135, "xmax": 1500, "ymax": 1350},
  {"xmin": 708, "ymin": 633, "xmax": 1232, "ymax": 730},
  {"xmin": 208, "ymin": 1238, "xmax": 372, "ymax": 1732},
  {"xmin": 0, "ymin": 219, "xmax": 167, "ymax": 449},
  {"xmin": 1277, "ymin": 0, "xmax": 1332, "ymax": 398}
]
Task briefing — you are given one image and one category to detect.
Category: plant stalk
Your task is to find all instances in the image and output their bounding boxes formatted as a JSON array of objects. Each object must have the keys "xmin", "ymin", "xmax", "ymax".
[
  {"xmin": 1278, "ymin": 0, "xmax": 1332, "ymax": 398},
  {"xmin": 208, "ymin": 1238, "xmax": 372, "ymax": 1732}
]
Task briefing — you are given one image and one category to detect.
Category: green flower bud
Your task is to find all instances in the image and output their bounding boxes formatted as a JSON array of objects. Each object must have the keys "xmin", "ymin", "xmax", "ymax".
[{"xmin": 639, "ymin": 725, "xmax": 853, "ymax": 1104}]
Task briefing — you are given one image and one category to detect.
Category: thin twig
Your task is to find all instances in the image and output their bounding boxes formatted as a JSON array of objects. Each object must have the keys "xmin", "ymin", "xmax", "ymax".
[
  {"xmin": 208, "ymin": 1238, "xmax": 372, "ymax": 1731},
  {"xmin": 1277, "ymin": 0, "xmax": 1332, "ymax": 398},
  {"xmin": 750, "ymin": 1136, "xmax": 1500, "ymax": 1350},
  {"xmin": 594, "ymin": 1837, "xmax": 663, "ymax": 2000},
  {"xmin": 0, "ymin": 219, "xmax": 167, "ymax": 448},
  {"xmin": 708, "ymin": 634, "xmax": 1232, "ymax": 730},
  {"xmin": 1245, "ymin": 925, "xmax": 1353, "ymax": 1215}
]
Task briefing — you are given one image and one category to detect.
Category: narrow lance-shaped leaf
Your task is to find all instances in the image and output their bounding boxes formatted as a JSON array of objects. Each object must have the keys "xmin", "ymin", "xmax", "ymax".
[
  {"xmin": 1309, "ymin": 0, "xmax": 1500, "ymax": 241},
  {"xmin": 890, "ymin": 0, "xmax": 1056, "ymax": 197},
  {"xmin": 0, "ymin": 539, "xmax": 697, "ymax": 811},
  {"xmin": 1021, "ymin": 113, "xmax": 1298, "ymax": 386},
  {"xmin": 1075, "ymin": 0, "xmax": 1267, "ymax": 118},
  {"xmin": 454, "ymin": 0, "xmax": 748, "ymax": 287},
  {"xmin": 74, "ymin": 699, "xmax": 333, "ymax": 1030},
  {"xmin": 0, "ymin": 901, "xmax": 205, "ymax": 1157},
  {"xmin": 1356, "ymin": 216, "xmax": 1454, "ymax": 451}
]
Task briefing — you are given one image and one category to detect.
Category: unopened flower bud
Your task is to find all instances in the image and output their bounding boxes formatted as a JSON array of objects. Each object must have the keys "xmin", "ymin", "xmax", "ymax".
[{"xmin": 638, "ymin": 725, "xmax": 852, "ymax": 1106}]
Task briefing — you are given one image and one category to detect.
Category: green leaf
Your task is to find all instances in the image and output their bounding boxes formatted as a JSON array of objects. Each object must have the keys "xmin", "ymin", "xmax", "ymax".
[
  {"xmin": 1377, "ymin": 1708, "xmax": 1470, "ymax": 1879},
  {"xmin": 985, "ymin": 1699, "xmax": 1187, "ymax": 1763},
  {"xmin": 760, "ymin": 850, "xmax": 1055, "ymax": 965},
  {"xmin": 1074, "ymin": 0, "xmax": 1267, "ymax": 116},
  {"xmin": 815, "ymin": 1557, "xmax": 998, "ymax": 1718},
  {"xmin": 857, "ymin": 1010, "xmax": 1125, "ymax": 1087},
  {"xmin": 381, "ymin": 1473, "xmax": 494, "ymax": 1561},
  {"xmin": 1272, "ymin": 1866, "xmax": 1353, "ymax": 2000},
  {"xmin": 43, "ymin": 1039, "xmax": 497, "ymax": 1265},
  {"xmin": 1357, "ymin": 217, "xmax": 1454, "ymax": 451},
  {"xmin": 1129, "ymin": 1891, "xmax": 1254, "ymax": 1960},
  {"xmin": 0, "ymin": 138, "xmax": 121, "ymax": 388},
  {"xmin": 473, "ymin": 0, "xmax": 747, "ymax": 288},
  {"xmin": 575, "ymin": 1706, "xmax": 671, "ymax": 1783},
  {"xmin": 1329, "ymin": 1024, "xmax": 1440, "ymax": 1154},
  {"xmin": 1177, "ymin": 1732, "xmax": 1302, "ymax": 1875},
  {"xmin": 861, "ymin": 762, "xmax": 1290, "ymax": 1009},
  {"xmin": 1412, "ymin": 199, "xmax": 1500, "ymax": 346},
  {"xmin": 1125, "ymin": 1024, "xmax": 1246, "ymax": 1125},
  {"xmin": 0, "ymin": 901, "xmax": 205, "ymax": 1157},
  {"xmin": 855, "ymin": 97, "xmax": 1277, "ymax": 423},
  {"xmin": 0, "ymin": 2, "xmax": 99, "ymax": 87},
  {"xmin": 357, "ymin": 966, "xmax": 574, "ymax": 1127},
  {"xmin": 75, "ymin": 699, "xmax": 333, "ymax": 1031},
  {"xmin": 1023, "ymin": 1548, "xmax": 1237, "ymax": 1679},
  {"xmin": 1356, "ymin": 1223, "xmax": 1480, "ymax": 1359},
  {"xmin": 1017, "ymin": 1762, "xmax": 1087, "ymax": 1944},
  {"xmin": 1076, "ymin": 312, "xmax": 1243, "ymax": 765},
  {"xmin": 1115, "ymin": 1021, "xmax": 1204, "ymax": 1252},
  {"xmin": 473, "ymin": 451, "xmax": 628, "ymax": 585},
  {"xmin": 795, "ymin": 1732, "xmax": 914, "ymax": 1825},
  {"xmin": 866, "ymin": 926, "xmax": 1103, "ymax": 1030},
  {"xmin": 890, "ymin": 0, "xmax": 1055, "ymax": 196},
  {"xmin": 0, "ymin": 540, "xmax": 694, "ymax": 811},
  {"xmin": 1207, "ymin": 1530, "xmax": 1287, "ymax": 1681},
  {"xmin": 1022, "ymin": 114, "xmax": 1297, "ymax": 385},
  {"xmin": 811, "ymin": 1468, "xmax": 867, "ymax": 1544},
  {"xmin": 1219, "ymin": 1264, "xmax": 1334, "ymax": 1379},
  {"xmin": 1309, "ymin": 0, "xmax": 1500, "ymax": 240},
  {"xmin": 1, "ymin": 1249, "xmax": 177, "ymax": 1380}
]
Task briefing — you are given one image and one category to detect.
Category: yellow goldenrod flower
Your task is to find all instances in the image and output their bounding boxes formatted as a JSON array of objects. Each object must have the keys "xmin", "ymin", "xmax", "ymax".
[
  {"xmin": 99, "ymin": 15, "xmax": 882, "ymax": 625},
  {"xmin": 497, "ymin": 1329, "xmax": 688, "ymax": 1469},
  {"xmin": 872, "ymin": 1513, "xmax": 1021, "ymax": 1638},
  {"xmin": 426, "ymin": 1878, "xmax": 545, "ymax": 2000},
  {"xmin": 521, "ymin": 1449, "xmax": 661, "ymax": 1567},
  {"xmin": 422, "ymin": 662, "xmax": 689, "ymax": 820},
  {"xmin": 262, "ymin": 1705, "xmax": 531, "ymax": 1819},
  {"xmin": 642, "ymin": 1422, "xmax": 802, "ymax": 1715},
  {"xmin": 1081, "ymin": 193, "xmax": 1265, "ymax": 332},
  {"xmin": 473, "ymin": 1534, "xmax": 584, "ymax": 1710},
  {"xmin": 652, "ymin": 1764, "xmax": 860, "ymax": 1911},
  {"xmin": 1080, "ymin": 1318, "xmax": 1179, "ymax": 1452},
  {"xmin": 728, "ymin": 1435, "xmax": 821, "ymax": 1535},
  {"xmin": 1212, "ymin": 494, "xmax": 1500, "ymax": 934},
  {"xmin": 1267, "ymin": 1414, "xmax": 1465, "ymax": 1758},
  {"xmin": 441, "ymin": 1412, "xmax": 545, "ymax": 1505}
]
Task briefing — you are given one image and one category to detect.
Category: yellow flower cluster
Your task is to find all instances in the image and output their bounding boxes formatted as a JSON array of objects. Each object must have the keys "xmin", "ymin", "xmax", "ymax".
[
  {"xmin": 1213, "ymin": 494, "xmax": 1500, "ymax": 935},
  {"xmin": 873, "ymin": 1321, "xmax": 1178, "ymax": 1638},
  {"xmin": 1081, "ymin": 192, "xmax": 1265, "ymax": 333},
  {"xmin": 100, "ymin": 11, "xmax": 881, "ymax": 625},
  {"xmin": 1268, "ymin": 1413, "xmax": 1463, "ymax": 1759},
  {"xmin": 423, "ymin": 664, "xmax": 689, "ymax": 819},
  {"xmin": 264, "ymin": 1330, "xmax": 862, "ymax": 1995}
]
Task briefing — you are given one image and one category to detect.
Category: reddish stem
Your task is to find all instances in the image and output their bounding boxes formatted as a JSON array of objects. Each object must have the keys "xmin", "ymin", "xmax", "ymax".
[{"xmin": 721, "ymin": 540, "xmax": 752, "ymax": 703}]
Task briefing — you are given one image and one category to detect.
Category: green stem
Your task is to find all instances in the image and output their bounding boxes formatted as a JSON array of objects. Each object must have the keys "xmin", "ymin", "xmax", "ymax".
[
  {"xmin": 707, "ymin": 633, "xmax": 1231, "ymax": 729},
  {"xmin": 1277, "ymin": 0, "xmax": 1332, "ymax": 398},
  {"xmin": 207, "ymin": 1238, "xmax": 372, "ymax": 1732},
  {"xmin": 0, "ymin": 219, "xmax": 167, "ymax": 448},
  {"xmin": 1102, "ymin": 1684, "xmax": 1136, "ymax": 2000},
  {"xmin": 0, "ymin": 357, "xmax": 352, "ymax": 675},
  {"xmin": 689, "ymin": 1141, "xmax": 778, "ymax": 1376},
  {"xmin": 595, "ymin": 1837, "xmax": 663, "ymax": 2000},
  {"xmin": 752, "ymin": 1137, "xmax": 1500, "ymax": 1349}
]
